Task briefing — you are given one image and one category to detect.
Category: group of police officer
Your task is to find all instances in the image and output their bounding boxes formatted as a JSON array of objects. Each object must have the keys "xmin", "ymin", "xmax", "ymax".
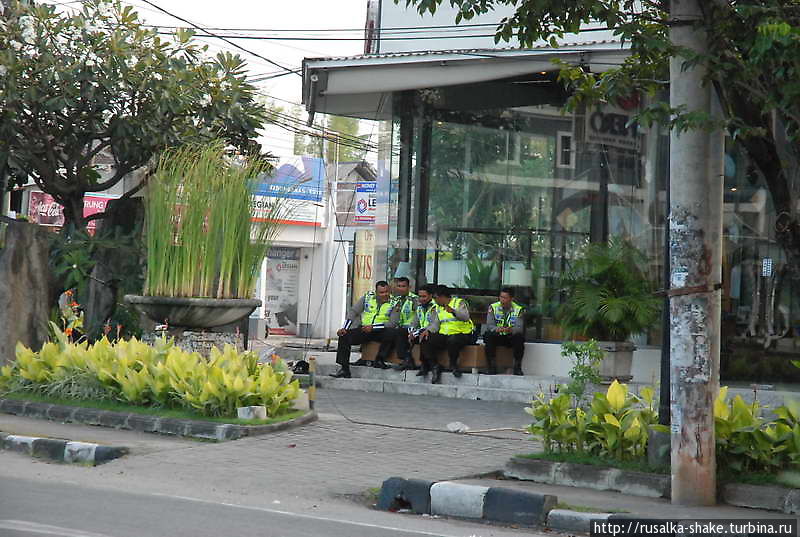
[{"xmin": 330, "ymin": 278, "xmax": 526, "ymax": 384}]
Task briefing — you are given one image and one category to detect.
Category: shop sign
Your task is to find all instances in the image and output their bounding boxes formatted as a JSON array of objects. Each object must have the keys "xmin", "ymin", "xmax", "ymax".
[
  {"xmin": 27, "ymin": 191, "xmax": 117, "ymax": 234},
  {"xmin": 352, "ymin": 229, "xmax": 376, "ymax": 304},
  {"xmin": 264, "ymin": 247, "xmax": 300, "ymax": 336},
  {"xmin": 584, "ymin": 103, "xmax": 641, "ymax": 151},
  {"xmin": 354, "ymin": 182, "xmax": 376, "ymax": 225}
]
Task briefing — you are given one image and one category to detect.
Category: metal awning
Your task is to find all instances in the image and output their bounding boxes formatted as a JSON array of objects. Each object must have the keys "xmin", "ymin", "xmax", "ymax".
[{"xmin": 301, "ymin": 42, "xmax": 630, "ymax": 120}]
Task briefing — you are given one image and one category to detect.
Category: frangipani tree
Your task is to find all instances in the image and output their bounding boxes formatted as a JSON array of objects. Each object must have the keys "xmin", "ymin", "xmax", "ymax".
[{"xmin": 0, "ymin": 0, "xmax": 269, "ymax": 231}]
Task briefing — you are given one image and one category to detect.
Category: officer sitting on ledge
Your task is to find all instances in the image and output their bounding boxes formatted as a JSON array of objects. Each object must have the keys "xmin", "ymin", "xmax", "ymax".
[
  {"xmin": 484, "ymin": 286, "xmax": 525, "ymax": 375},
  {"xmin": 421, "ymin": 285, "xmax": 474, "ymax": 382},
  {"xmin": 330, "ymin": 281, "xmax": 400, "ymax": 379}
]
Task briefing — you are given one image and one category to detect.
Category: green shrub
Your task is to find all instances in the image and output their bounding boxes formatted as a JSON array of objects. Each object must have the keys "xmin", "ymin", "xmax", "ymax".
[
  {"xmin": 526, "ymin": 380, "xmax": 661, "ymax": 460},
  {"xmin": 561, "ymin": 339, "xmax": 603, "ymax": 400},
  {"xmin": 0, "ymin": 328, "xmax": 299, "ymax": 418},
  {"xmin": 714, "ymin": 387, "xmax": 800, "ymax": 474},
  {"xmin": 525, "ymin": 381, "xmax": 800, "ymax": 475}
]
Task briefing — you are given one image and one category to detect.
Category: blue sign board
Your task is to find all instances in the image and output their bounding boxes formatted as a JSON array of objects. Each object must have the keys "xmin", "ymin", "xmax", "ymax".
[{"xmin": 254, "ymin": 156, "xmax": 325, "ymax": 202}]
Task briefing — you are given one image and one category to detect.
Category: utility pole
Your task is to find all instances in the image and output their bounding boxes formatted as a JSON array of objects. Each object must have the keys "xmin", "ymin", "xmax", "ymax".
[{"xmin": 668, "ymin": 0, "xmax": 724, "ymax": 506}]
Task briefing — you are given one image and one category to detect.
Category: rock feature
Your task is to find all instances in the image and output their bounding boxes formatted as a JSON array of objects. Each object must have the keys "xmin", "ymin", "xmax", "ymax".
[{"xmin": 0, "ymin": 220, "xmax": 52, "ymax": 365}]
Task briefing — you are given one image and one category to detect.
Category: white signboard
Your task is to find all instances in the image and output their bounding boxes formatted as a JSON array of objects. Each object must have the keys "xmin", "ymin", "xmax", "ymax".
[
  {"xmin": 354, "ymin": 182, "xmax": 377, "ymax": 225},
  {"xmin": 264, "ymin": 247, "xmax": 300, "ymax": 335}
]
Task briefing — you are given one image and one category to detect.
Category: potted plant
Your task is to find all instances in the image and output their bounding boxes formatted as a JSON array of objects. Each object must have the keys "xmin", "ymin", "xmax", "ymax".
[
  {"xmin": 125, "ymin": 142, "xmax": 287, "ymax": 330},
  {"xmin": 556, "ymin": 237, "xmax": 660, "ymax": 381}
]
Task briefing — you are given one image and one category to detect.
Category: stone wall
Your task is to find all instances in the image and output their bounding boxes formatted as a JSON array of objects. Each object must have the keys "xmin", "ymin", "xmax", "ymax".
[
  {"xmin": 0, "ymin": 221, "xmax": 53, "ymax": 365},
  {"xmin": 141, "ymin": 329, "xmax": 244, "ymax": 357}
]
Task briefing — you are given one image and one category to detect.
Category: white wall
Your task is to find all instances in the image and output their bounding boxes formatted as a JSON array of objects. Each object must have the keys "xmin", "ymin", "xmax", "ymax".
[
  {"xmin": 521, "ymin": 342, "xmax": 662, "ymax": 386},
  {"xmin": 377, "ymin": 0, "xmax": 617, "ymax": 54}
]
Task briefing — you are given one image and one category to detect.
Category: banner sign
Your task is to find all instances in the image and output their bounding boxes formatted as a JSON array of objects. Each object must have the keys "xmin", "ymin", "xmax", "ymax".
[
  {"xmin": 28, "ymin": 191, "xmax": 117, "ymax": 233},
  {"xmin": 354, "ymin": 182, "xmax": 377, "ymax": 225},
  {"xmin": 252, "ymin": 157, "xmax": 326, "ymax": 227},
  {"xmin": 352, "ymin": 229, "xmax": 376, "ymax": 305},
  {"xmin": 264, "ymin": 247, "xmax": 300, "ymax": 336}
]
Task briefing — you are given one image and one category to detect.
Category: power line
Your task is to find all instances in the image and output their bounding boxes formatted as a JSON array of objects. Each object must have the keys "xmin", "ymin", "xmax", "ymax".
[{"xmin": 134, "ymin": 0, "xmax": 299, "ymax": 76}]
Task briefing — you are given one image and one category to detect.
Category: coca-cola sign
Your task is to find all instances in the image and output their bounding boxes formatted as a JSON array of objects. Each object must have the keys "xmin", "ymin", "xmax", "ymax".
[{"xmin": 27, "ymin": 191, "xmax": 116, "ymax": 233}]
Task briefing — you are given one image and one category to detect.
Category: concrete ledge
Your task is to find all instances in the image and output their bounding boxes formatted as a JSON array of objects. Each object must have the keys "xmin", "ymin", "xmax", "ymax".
[
  {"xmin": 722, "ymin": 483, "xmax": 799, "ymax": 514},
  {"xmin": 456, "ymin": 386, "xmax": 533, "ymax": 403},
  {"xmin": 505, "ymin": 456, "xmax": 557, "ymax": 484},
  {"xmin": 547, "ymin": 509, "xmax": 611, "ymax": 534},
  {"xmin": 1, "ymin": 432, "xmax": 127, "ymax": 465},
  {"xmin": 483, "ymin": 486, "xmax": 557, "ymax": 526},
  {"xmin": 319, "ymin": 377, "xmax": 385, "ymax": 392},
  {"xmin": 505, "ymin": 457, "xmax": 670, "ymax": 499},
  {"xmin": 430, "ymin": 481, "xmax": 489, "ymax": 519},
  {"xmin": 383, "ymin": 382, "xmax": 458, "ymax": 398},
  {"xmin": 0, "ymin": 398, "xmax": 318, "ymax": 442}
]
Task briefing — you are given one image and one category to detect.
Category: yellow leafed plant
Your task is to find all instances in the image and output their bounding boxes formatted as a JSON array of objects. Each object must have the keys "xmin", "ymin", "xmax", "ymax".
[{"xmin": 2, "ymin": 327, "xmax": 300, "ymax": 418}]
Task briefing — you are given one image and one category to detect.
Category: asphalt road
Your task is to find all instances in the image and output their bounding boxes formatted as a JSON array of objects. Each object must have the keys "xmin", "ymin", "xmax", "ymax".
[{"xmin": 0, "ymin": 471, "xmax": 536, "ymax": 537}]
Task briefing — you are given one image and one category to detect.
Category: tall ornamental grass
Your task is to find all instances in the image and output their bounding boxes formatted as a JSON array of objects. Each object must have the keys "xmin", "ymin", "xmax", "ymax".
[{"xmin": 144, "ymin": 142, "xmax": 288, "ymax": 298}]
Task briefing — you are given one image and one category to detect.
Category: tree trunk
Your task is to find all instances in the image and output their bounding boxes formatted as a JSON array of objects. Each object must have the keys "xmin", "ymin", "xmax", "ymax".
[
  {"xmin": 668, "ymin": 0, "xmax": 721, "ymax": 506},
  {"xmin": 61, "ymin": 193, "xmax": 86, "ymax": 234}
]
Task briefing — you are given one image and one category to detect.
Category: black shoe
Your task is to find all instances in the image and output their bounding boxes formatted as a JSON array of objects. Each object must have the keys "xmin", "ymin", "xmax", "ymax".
[
  {"xmin": 431, "ymin": 367, "xmax": 442, "ymax": 384},
  {"xmin": 330, "ymin": 369, "xmax": 351, "ymax": 379},
  {"xmin": 452, "ymin": 368, "xmax": 463, "ymax": 378},
  {"xmin": 352, "ymin": 359, "xmax": 369, "ymax": 366},
  {"xmin": 513, "ymin": 368, "xmax": 524, "ymax": 376},
  {"xmin": 416, "ymin": 368, "xmax": 429, "ymax": 377},
  {"xmin": 486, "ymin": 368, "xmax": 497, "ymax": 375},
  {"xmin": 373, "ymin": 360, "xmax": 390, "ymax": 369},
  {"xmin": 392, "ymin": 363, "xmax": 406, "ymax": 371}
]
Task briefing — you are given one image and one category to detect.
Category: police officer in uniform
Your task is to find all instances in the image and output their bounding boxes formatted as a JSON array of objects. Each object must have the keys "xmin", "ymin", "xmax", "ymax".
[
  {"xmin": 395, "ymin": 284, "xmax": 437, "ymax": 374},
  {"xmin": 391, "ymin": 277, "xmax": 420, "ymax": 371},
  {"xmin": 331, "ymin": 281, "xmax": 399, "ymax": 378},
  {"xmin": 421, "ymin": 285, "xmax": 474, "ymax": 383},
  {"xmin": 484, "ymin": 286, "xmax": 525, "ymax": 375}
]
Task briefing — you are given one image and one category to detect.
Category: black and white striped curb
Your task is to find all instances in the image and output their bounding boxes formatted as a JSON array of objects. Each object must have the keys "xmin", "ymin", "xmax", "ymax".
[
  {"xmin": 0, "ymin": 432, "xmax": 129, "ymax": 465},
  {"xmin": 377, "ymin": 477, "xmax": 623, "ymax": 532}
]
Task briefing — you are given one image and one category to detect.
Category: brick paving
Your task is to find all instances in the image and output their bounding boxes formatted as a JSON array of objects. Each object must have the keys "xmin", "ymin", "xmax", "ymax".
[{"xmin": 1, "ymin": 389, "xmax": 538, "ymax": 508}]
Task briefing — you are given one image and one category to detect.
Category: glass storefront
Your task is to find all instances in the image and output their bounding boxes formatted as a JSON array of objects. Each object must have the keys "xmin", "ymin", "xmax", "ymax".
[{"xmin": 374, "ymin": 82, "xmax": 800, "ymax": 384}]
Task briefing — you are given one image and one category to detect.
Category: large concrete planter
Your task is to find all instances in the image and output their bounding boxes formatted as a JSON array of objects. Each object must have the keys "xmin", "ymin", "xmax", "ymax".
[
  {"xmin": 598, "ymin": 341, "xmax": 635, "ymax": 382},
  {"xmin": 124, "ymin": 295, "xmax": 261, "ymax": 329}
]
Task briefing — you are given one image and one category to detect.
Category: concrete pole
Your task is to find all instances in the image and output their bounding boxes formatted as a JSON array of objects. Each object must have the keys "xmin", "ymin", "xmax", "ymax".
[{"xmin": 668, "ymin": 0, "xmax": 723, "ymax": 506}]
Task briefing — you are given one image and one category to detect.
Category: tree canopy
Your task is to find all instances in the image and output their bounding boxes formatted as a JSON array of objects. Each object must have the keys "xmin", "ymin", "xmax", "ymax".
[
  {"xmin": 401, "ymin": 0, "xmax": 800, "ymax": 268},
  {"xmin": 0, "ymin": 0, "xmax": 269, "ymax": 229}
]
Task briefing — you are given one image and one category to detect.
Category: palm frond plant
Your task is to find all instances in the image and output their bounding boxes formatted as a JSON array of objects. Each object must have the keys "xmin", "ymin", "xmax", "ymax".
[
  {"xmin": 144, "ymin": 141, "xmax": 289, "ymax": 299},
  {"xmin": 557, "ymin": 237, "xmax": 660, "ymax": 343}
]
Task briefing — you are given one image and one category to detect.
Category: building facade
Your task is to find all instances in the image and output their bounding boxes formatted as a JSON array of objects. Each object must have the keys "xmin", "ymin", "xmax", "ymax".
[{"xmin": 309, "ymin": 1, "xmax": 797, "ymax": 383}]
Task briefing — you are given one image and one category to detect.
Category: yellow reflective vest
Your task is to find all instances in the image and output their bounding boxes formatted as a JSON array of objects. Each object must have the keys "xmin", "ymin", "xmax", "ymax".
[{"xmin": 436, "ymin": 297, "xmax": 474, "ymax": 335}]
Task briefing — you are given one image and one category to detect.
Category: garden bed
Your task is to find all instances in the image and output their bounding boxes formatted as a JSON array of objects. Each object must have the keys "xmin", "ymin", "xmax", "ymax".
[{"xmin": 0, "ymin": 395, "xmax": 317, "ymax": 442}]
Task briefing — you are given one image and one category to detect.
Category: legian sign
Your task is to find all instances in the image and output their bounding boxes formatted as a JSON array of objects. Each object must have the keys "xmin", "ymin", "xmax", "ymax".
[{"xmin": 252, "ymin": 157, "xmax": 326, "ymax": 227}]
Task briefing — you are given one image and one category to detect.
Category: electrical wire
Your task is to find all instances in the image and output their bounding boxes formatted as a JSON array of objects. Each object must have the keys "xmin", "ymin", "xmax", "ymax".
[{"xmin": 132, "ymin": 0, "xmax": 300, "ymax": 76}]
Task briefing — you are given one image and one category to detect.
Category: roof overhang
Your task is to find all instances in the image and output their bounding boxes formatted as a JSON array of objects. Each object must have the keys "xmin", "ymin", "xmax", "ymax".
[{"xmin": 302, "ymin": 43, "xmax": 630, "ymax": 120}]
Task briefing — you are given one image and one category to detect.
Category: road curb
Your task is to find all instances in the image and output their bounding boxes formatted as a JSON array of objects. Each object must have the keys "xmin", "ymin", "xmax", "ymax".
[
  {"xmin": 0, "ymin": 398, "xmax": 318, "ymax": 441},
  {"xmin": 376, "ymin": 477, "xmax": 558, "ymax": 527},
  {"xmin": 546, "ymin": 509, "xmax": 612, "ymax": 534},
  {"xmin": 1, "ymin": 432, "xmax": 129, "ymax": 465}
]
